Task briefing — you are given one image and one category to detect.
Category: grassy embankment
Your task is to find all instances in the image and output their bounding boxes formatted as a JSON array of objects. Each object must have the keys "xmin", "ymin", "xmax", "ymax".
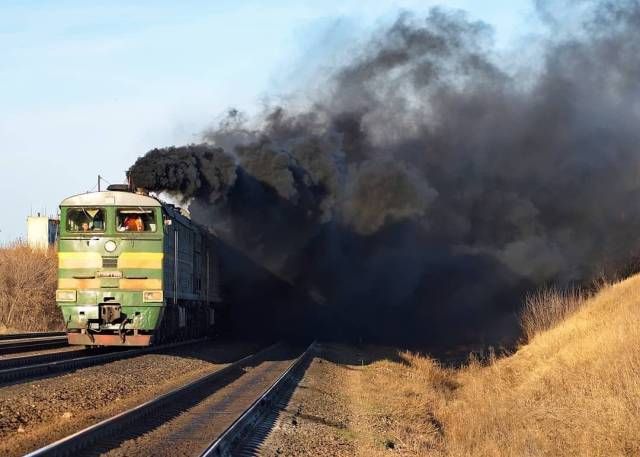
[
  {"xmin": 0, "ymin": 242, "xmax": 61, "ymax": 332},
  {"xmin": 339, "ymin": 276, "xmax": 640, "ymax": 456}
]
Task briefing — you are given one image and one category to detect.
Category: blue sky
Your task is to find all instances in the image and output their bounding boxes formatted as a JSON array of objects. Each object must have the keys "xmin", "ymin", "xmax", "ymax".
[{"xmin": 0, "ymin": 0, "xmax": 534, "ymax": 242}]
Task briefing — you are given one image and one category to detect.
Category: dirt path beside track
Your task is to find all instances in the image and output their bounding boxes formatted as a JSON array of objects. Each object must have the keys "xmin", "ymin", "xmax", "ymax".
[{"xmin": 258, "ymin": 343, "xmax": 448, "ymax": 457}]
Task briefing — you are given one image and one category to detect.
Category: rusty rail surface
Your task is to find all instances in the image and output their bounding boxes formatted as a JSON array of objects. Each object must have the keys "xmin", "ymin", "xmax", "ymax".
[
  {"xmin": 0, "ymin": 338, "xmax": 209, "ymax": 385},
  {"xmin": 23, "ymin": 342, "xmax": 287, "ymax": 457}
]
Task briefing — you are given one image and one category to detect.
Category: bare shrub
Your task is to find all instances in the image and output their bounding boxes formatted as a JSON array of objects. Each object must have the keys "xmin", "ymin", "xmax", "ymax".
[
  {"xmin": 0, "ymin": 241, "xmax": 62, "ymax": 331},
  {"xmin": 520, "ymin": 285, "xmax": 590, "ymax": 341}
]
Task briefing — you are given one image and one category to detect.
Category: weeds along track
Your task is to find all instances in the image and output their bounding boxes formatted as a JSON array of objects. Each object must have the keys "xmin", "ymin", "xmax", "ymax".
[
  {"xmin": 0, "ymin": 334, "xmax": 68, "ymax": 355},
  {"xmin": 0, "ymin": 338, "xmax": 210, "ymax": 385},
  {"xmin": 24, "ymin": 341, "xmax": 316, "ymax": 457}
]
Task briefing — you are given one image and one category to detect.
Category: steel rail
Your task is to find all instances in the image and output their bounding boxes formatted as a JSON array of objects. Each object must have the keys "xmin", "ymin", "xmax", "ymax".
[
  {"xmin": 0, "ymin": 336, "xmax": 68, "ymax": 355},
  {"xmin": 23, "ymin": 342, "xmax": 282, "ymax": 457},
  {"xmin": 0, "ymin": 331, "xmax": 66, "ymax": 341},
  {"xmin": 0, "ymin": 347, "xmax": 89, "ymax": 370},
  {"xmin": 0, "ymin": 338, "xmax": 210, "ymax": 385},
  {"xmin": 200, "ymin": 341, "xmax": 317, "ymax": 457}
]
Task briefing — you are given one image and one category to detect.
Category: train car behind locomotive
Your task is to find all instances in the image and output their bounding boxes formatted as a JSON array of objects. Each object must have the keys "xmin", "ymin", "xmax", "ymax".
[{"xmin": 56, "ymin": 185, "xmax": 222, "ymax": 346}]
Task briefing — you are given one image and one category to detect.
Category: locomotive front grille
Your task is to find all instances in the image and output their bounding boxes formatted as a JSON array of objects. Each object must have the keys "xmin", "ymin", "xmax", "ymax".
[
  {"xmin": 99, "ymin": 303, "xmax": 122, "ymax": 323},
  {"xmin": 102, "ymin": 257, "xmax": 118, "ymax": 268}
]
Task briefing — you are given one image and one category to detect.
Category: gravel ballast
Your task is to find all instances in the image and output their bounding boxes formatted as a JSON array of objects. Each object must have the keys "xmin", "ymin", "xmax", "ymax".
[
  {"xmin": 257, "ymin": 344, "xmax": 358, "ymax": 456},
  {"xmin": 0, "ymin": 340, "xmax": 259, "ymax": 456}
]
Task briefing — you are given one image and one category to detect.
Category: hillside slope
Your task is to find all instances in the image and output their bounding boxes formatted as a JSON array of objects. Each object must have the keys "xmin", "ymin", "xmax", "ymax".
[
  {"xmin": 259, "ymin": 275, "xmax": 640, "ymax": 456},
  {"xmin": 440, "ymin": 275, "xmax": 640, "ymax": 456}
]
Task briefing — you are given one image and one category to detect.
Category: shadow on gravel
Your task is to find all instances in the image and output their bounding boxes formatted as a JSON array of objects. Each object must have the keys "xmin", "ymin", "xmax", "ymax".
[{"xmin": 156, "ymin": 339, "xmax": 298, "ymax": 370}]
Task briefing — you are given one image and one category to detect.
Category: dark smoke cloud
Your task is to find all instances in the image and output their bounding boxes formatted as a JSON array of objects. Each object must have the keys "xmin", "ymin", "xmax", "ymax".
[
  {"xmin": 340, "ymin": 160, "xmax": 437, "ymax": 234},
  {"xmin": 131, "ymin": 144, "xmax": 236, "ymax": 204},
  {"xmin": 130, "ymin": 1, "xmax": 640, "ymax": 347}
]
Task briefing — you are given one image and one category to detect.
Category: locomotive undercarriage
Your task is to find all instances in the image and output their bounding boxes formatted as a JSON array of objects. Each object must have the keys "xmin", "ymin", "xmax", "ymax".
[{"xmin": 66, "ymin": 301, "xmax": 216, "ymax": 346}]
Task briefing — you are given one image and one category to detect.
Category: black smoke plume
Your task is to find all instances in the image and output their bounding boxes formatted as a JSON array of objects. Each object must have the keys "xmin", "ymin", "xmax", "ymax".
[{"xmin": 130, "ymin": 1, "xmax": 640, "ymax": 347}]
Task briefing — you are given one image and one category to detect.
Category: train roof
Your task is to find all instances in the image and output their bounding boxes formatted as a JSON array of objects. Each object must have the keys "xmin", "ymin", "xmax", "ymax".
[{"xmin": 60, "ymin": 191, "xmax": 162, "ymax": 207}]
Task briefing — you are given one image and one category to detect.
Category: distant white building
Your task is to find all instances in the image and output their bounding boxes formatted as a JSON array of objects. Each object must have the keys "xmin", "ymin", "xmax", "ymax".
[{"xmin": 27, "ymin": 215, "xmax": 59, "ymax": 250}]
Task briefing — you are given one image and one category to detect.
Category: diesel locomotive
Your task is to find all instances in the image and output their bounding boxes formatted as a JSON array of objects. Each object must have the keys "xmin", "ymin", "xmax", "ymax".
[{"xmin": 56, "ymin": 184, "xmax": 222, "ymax": 346}]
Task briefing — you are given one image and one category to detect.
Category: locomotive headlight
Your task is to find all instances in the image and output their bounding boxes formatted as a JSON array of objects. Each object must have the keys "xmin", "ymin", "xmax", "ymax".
[
  {"xmin": 56, "ymin": 289, "xmax": 77, "ymax": 302},
  {"xmin": 104, "ymin": 240, "xmax": 117, "ymax": 253},
  {"xmin": 143, "ymin": 290, "xmax": 163, "ymax": 302}
]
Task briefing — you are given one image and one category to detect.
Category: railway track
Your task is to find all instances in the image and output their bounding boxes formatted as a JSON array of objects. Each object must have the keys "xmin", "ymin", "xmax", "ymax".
[
  {"xmin": 0, "ymin": 332, "xmax": 66, "ymax": 341},
  {"xmin": 0, "ymin": 333, "xmax": 68, "ymax": 355},
  {"xmin": 0, "ymin": 338, "xmax": 211, "ymax": 385},
  {"xmin": 25, "ymin": 341, "xmax": 316, "ymax": 457}
]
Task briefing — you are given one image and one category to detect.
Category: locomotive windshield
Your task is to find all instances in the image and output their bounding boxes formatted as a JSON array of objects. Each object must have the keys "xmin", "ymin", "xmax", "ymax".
[
  {"xmin": 66, "ymin": 207, "xmax": 105, "ymax": 232},
  {"xmin": 116, "ymin": 208, "xmax": 157, "ymax": 232}
]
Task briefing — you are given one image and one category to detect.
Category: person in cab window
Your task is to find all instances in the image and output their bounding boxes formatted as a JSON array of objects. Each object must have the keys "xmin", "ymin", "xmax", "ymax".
[
  {"xmin": 124, "ymin": 214, "xmax": 144, "ymax": 231},
  {"xmin": 81, "ymin": 222, "xmax": 90, "ymax": 232},
  {"xmin": 93, "ymin": 215, "xmax": 104, "ymax": 230}
]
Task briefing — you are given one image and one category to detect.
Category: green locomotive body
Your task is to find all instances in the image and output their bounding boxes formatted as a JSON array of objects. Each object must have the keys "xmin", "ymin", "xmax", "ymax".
[{"xmin": 56, "ymin": 187, "xmax": 221, "ymax": 346}]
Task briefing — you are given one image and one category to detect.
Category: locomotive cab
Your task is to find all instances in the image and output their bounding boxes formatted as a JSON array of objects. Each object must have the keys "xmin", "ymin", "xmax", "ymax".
[
  {"xmin": 56, "ymin": 187, "xmax": 221, "ymax": 347},
  {"xmin": 57, "ymin": 190, "xmax": 165, "ymax": 346}
]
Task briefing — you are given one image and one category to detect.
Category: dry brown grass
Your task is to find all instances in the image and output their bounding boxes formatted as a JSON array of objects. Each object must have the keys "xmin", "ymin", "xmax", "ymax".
[
  {"xmin": 439, "ymin": 276, "xmax": 640, "ymax": 456},
  {"xmin": 336, "ymin": 346, "xmax": 453, "ymax": 456},
  {"xmin": 0, "ymin": 241, "xmax": 61, "ymax": 332},
  {"xmin": 338, "ymin": 276, "xmax": 640, "ymax": 456},
  {"xmin": 520, "ymin": 285, "xmax": 589, "ymax": 341}
]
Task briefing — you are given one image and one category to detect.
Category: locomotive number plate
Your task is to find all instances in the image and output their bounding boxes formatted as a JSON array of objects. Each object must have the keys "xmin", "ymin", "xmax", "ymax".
[{"xmin": 97, "ymin": 271, "xmax": 123, "ymax": 278}]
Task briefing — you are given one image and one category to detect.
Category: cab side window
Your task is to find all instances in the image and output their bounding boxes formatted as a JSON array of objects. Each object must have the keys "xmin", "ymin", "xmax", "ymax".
[
  {"xmin": 116, "ymin": 208, "xmax": 157, "ymax": 232},
  {"xmin": 67, "ymin": 208, "xmax": 105, "ymax": 232}
]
